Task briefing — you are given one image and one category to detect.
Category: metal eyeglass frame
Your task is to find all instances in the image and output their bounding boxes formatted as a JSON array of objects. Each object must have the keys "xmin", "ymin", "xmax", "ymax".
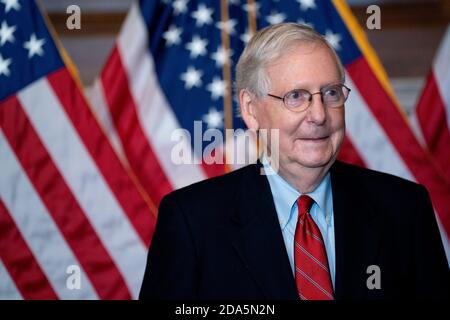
[{"xmin": 267, "ymin": 83, "xmax": 351, "ymax": 112}]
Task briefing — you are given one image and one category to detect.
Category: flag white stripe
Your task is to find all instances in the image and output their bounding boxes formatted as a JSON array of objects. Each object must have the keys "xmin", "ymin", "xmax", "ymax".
[
  {"xmin": 0, "ymin": 130, "xmax": 98, "ymax": 299},
  {"xmin": 18, "ymin": 79, "xmax": 147, "ymax": 299},
  {"xmin": 408, "ymin": 112, "xmax": 427, "ymax": 148},
  {"xmin": 345, "ymin": 75, "xmax": 415, "ymax": 182},
  {"xmin": 116, "ymin": 3, "xmax": 206, "ymax": 189},
  {"xmin": 433, "ymin": 25, "xmax": 450, "ymax": 127},
  {"xmin": 86, "ymin": 79, "xmax": 127, "ymax": 162},
  {"xmin": 414, "ymin": 26, "xmax": 450, "ymax": 266},
  {"xmin": 0, "ymin": 259, "xmax": 23, "ymax": 300}
]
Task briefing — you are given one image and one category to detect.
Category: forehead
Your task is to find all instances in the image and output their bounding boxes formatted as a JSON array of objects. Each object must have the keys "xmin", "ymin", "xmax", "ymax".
[{"xmin": 265, "ymin": 42, "xmax": 342, "ymax": 91}]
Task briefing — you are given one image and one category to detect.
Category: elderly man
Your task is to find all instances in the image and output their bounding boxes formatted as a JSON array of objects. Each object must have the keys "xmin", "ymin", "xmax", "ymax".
[{"xmin": 139, "ymin": 23, "xmax": 449, "ymax": 300}]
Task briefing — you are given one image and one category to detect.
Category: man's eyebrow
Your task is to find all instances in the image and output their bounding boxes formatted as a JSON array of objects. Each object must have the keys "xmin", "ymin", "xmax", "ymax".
[{"xmin": 286, "ymin": 81, "xmax": 343, "ymax": 91}]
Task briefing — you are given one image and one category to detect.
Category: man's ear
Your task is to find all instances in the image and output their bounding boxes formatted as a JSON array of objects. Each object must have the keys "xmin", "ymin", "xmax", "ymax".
[{"xmin": 239, "ymin": 89, "xmax": 260, "ymax": 130}]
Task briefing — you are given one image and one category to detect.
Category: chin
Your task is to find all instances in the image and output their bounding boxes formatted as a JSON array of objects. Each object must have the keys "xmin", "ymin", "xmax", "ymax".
[
  {"xmin": 298, "ymin": 159, "xmax": 331, "ymax": 168},
  {"xmin": 294, "ymin": 152, "xmax": 335, "ymax": 168}
]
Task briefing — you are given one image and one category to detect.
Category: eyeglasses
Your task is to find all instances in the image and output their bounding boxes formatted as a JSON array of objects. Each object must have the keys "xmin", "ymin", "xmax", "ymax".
[{"xmin": 267, "ymin": 83, "xmax": 351, "ymax": 112}]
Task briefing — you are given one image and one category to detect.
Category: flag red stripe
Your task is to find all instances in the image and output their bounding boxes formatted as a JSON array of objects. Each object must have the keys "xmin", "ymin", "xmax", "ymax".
[
  {"xmin": 201, "ymin": 145, "xmax": 227, "ymax": 178},
  {"xmin": 346, "ymin": 57, "xmax": 450, "ymax": 236},
  {"xmin": 416, "ymin": 72, "xmax": 450, "ymax": 180},
  {"xmin": 0, "ymin": 95, "xmax": 132, "ymax": 299},
  {"xmin": 100, "ymin": 48, "xmax": 173, "ymax": 206},
  {"xmin": 47, "ymin": 69, "xmax": 156, "ymax": 246},
  {"xmin": 202, "ymin": 158, "xmax": 227, "ymax": 178},
  {"xmin": 338, "ymin": 135, "xmax": 367, "ymax": 168},
  {"xmin": 0, "ymin": 198, "xmax": 58, "ymax": 300}
]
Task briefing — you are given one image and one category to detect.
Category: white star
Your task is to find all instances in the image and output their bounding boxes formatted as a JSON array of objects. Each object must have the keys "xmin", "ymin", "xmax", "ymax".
[
  {"xmin": 172, "ymin": 0, "xmax": 188, "ymax": 15},
  {"xmin": 0, "ymin": 0, "xmax": 21, "ymax": 13},
  {"xmin": 216, "ymin": 19, "xmax": 237, "ymax": 36},
  {"xmin": 0, "ymin": 53, "xmax": 12, "ymax": 77},
  {"xmin": 297, "ymin": 0, "xmax": 316, "ymax": 11},
  {"xmin": 185, "ymin": 35, "xmax": 208, "ymax": 58},
  {"xmin": 240, "ymin": 29, "xmax": 254, "ymax": 44},
  {"xmin": 191, "ymin": 4, "xmax": 213, "ymax": 27},
  {"xmin": 297, "ymin": 19, "xmax": 314, "ymax": 29},
  {"xmin": 203, "ymin": 107, "xmax": 224, "ymax": 129},
  {"xmin": 207, "ymin": 77, "xmax": 227, "ymax": 100},
  {"xmin": 163, "ymin": 25, "xmax": 182, "ymax": 46},
  {"xmin": 211, "ymin": 46, "xmax": 233, "ymax": 68},
  {"xmin": 23, "ymin": 33, "xmax": 45, "ymax": 58},
  {"xmin": 180, "ymin": 66, "xmax": 203, "ymax": 89},
  {"xmin": 243, "ymin": 2, "xmax": 260, "ymax": 17},
  {"xmin": 0, "ymin": 21, "xmax": 16, "ymax": 46},
  {"xmin": 324, "ymin": 29, "xmax": 342, "ymax": 50},
  {"xmin": 229, "ymin": 0, "xmax": 240, "ymax": 5},
  {"xmin": 266, "ymin": 11, "xmax": 286, "ymax": 25}
]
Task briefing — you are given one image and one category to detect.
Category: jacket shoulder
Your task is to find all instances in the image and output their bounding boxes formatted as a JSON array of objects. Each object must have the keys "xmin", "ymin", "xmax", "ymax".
[
  {"xmin": 333, "ymin": 160, "xmax": 428, "ymax": 197},
  {"xmin": 160, "ymin": 163, "xmax": 259, "ymax": 212}
]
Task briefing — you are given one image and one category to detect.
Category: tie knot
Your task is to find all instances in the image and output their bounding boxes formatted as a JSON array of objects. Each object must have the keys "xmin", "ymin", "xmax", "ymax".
[{"xmin": 297, "ymin": 195, "xmax": 314, "ymax": 217}]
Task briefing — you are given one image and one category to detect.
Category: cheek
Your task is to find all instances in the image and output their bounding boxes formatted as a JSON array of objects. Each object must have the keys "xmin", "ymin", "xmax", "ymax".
[
  {"xmin": 277, "ymin": 118, "xmax": 302, "ymax": 156},
  {"xmin": 254, "ymin": 103, "xmax": 275, "ymax": 129},
  {"xmin": 257, "ymin": 104, "xmax": 296, "ymax": 132},
  {"xmin": 329, "ymin": 110, "xmax": 345, "ymax": 147},
  {"xmin": 260, "ymin": 112, "xmax": 300, "ymax": 155}
]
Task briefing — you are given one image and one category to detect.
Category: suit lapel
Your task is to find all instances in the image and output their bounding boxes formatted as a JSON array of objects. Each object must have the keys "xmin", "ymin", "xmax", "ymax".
[
  {"xmin": 228, "ymin": 163, "xmax": 298, "ymax": 299},
  {"xmin": 330, "ymin": 161, "xmax": 382, "ymax": 300},
  {"xmin": 227, "ymin": 161, "xmax": 382, "ymax": 300}
]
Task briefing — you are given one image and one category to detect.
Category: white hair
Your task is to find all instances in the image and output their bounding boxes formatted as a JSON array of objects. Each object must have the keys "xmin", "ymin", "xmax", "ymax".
[{"xmin": 234, "ymin": 23, "xmax": 345, "ymax": 99}]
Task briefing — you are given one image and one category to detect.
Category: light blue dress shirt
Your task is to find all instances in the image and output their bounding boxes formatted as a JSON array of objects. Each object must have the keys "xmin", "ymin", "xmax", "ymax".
[{"xmin": 262, "ymin": 157, "xmax": 336, "ymax": 289}]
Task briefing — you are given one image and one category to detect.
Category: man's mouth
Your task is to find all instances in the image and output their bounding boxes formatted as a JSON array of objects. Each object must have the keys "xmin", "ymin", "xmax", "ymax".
[{"xmin": 299, "ymin": 135, "xmax": 330, "ymax": 141}]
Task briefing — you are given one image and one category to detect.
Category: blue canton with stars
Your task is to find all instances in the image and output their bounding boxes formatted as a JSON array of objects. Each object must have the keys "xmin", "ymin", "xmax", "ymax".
[
  {"xmin": 138, "ymin": 0, "xmax": 361, "ymax": 152},
  {"xmin": 0, "ymin": 0, "xmax": 64, "ymax": 102}
]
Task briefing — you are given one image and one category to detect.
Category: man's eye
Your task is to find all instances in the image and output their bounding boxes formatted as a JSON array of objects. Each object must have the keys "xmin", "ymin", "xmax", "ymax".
[
  {"xmin": 324, "ymin": 87, "xmax": 342, "ymax": 100},
  {"xmin": 326, "ymin": 89, "xmax": 338, "ymax": 96},
  {"xmin": 287, "ymin": 90, "xmax": 306, "ymax": 100}
]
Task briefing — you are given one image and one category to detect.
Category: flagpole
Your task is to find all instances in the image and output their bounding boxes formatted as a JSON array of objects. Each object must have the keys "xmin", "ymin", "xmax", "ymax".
[
  {"xmin": 246, "ymin": 0, "xmax": 262, "ymax": 160},
  {"xmin": 220, "ymin": 0, "xmax": 233, "ymax": 170},
  {"xmin": 247, "ymin": 0, "xmax": 257, "ymax": 36},
  {"xmin": 220, "ymin": 0, "xmax": 232, "ymax": 132}
]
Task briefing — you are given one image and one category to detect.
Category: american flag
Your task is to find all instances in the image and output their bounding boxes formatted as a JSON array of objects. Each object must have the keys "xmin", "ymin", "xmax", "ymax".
[
  {"xmin": 412, "ymin": 25, "xmax": 450, "ymax": 260},
  {"xmin": 90, "ymin": 0, "xmax": 450, "ymax": 267},
  {"xmin": 413, "ymin": 25, "xmax": 450, "ymax": 185},
  {"xmin": 0, "ymin": 0, "xmax": 156, "ymax": 299},
  {"xmin": 1, "ymin": 0, "xmax": 449, "ymax": 300}
]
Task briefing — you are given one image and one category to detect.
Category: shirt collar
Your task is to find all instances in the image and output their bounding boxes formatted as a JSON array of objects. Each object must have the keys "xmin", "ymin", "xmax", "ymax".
[{"xmin": 261, "ymin": 156, "xmax": 332, "ymax": 230}]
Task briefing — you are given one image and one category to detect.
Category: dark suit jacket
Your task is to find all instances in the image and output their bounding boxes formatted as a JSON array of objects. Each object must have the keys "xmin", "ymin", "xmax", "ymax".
[{"xmin": 139, "ymin": 161, "xmax": 450, "ymax": 300}]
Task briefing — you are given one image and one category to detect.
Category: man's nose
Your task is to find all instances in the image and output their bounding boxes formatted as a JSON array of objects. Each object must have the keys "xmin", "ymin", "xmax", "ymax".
[{"xmin": 306, "ymin": 93, "xmax": 327, "ymax": 125}]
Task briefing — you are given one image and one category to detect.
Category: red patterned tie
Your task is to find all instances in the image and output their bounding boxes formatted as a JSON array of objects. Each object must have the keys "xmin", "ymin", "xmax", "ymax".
[{"xmin": 294, "ymin": 195, "xmax": 334, "ymax": 300}]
